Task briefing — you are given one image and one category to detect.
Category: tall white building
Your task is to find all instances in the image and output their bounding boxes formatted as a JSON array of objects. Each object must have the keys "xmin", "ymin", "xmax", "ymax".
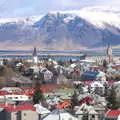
[
  {"xmin": 32, "ymin": 47, "xmax": 38, "ymax": 65},
  {"xmin": 106, "ymin": 42, "xmax": 112, "ymax": 63}
]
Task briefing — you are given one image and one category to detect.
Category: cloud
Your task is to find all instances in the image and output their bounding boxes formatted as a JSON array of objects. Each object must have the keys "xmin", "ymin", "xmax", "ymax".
[{"xmin": 0, "ymin": 0, "xmax": 120, "ymax": 18}]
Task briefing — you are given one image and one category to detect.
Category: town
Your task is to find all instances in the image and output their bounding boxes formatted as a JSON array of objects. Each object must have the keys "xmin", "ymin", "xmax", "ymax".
[{"xmin": 0, "ymin": 44, "xmax": 120, "ymax": 120}]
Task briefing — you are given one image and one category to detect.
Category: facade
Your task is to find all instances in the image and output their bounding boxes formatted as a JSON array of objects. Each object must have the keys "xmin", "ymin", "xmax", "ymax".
[
  {"xmin": 18, "ymin": 110, "xmax": 38, "ymax": 120},
  {"xmin": 4, "ymin": 95, "xmax": 30, "ymax": 102},
  {"xmin": 0, "ymin": 110, "xmax": 38, "ymax": 120}
]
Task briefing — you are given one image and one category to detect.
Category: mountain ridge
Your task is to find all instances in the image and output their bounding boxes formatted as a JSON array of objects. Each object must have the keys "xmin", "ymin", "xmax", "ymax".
[{"xmin": 0, "ymin": 6, "xmax": 120, "ymax": 50}]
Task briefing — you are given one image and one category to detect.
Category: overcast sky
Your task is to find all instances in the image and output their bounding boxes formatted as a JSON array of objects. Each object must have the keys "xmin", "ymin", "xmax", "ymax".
[{"xmin": 0, "ymin": 0, "xmax": 120, "ymax": 18}]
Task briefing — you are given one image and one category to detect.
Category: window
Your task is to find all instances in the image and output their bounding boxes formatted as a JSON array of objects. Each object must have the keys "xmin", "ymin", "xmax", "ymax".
[
  {"xmin": 8, "ymin": 97, "xmax": 12, "ymax": 99},
  {"xmin": 24, "ymin": 113, "xmax": 26, "ymax": 116}
]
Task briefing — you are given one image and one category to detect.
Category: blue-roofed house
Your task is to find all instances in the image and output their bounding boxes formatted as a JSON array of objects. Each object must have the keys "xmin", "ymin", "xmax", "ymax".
[{"xmin": 81, "ymin": 71, "xmax": 106, "ymax": 81}]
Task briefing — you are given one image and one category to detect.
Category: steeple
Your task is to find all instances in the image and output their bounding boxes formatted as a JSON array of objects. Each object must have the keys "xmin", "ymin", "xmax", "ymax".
[
  {"xmin": 32, "ymin": 47, "xmax": 38, "ymax": 65},
  {"xmin": 33, "ymin": 47, "xmax": 37, "ymax": 57},
  {"xmin": 106, "ymin": 41, "xmax": 112, "ymax": 63}
]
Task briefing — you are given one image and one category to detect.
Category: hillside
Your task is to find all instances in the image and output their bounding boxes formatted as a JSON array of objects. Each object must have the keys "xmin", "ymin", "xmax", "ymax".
[{"xmin": 0, "ymin": 6, "xmax": 120, "ymax": 50}]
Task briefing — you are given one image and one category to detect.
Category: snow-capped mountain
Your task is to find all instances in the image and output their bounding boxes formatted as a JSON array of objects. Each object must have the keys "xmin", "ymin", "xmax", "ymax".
[
  {"xmin": 0, "ymin": 6, "xmax": 120, "ymax": 50},
  {"xmin": 0, "ymin": 16, "xmax": 43, "ymax": 25}
]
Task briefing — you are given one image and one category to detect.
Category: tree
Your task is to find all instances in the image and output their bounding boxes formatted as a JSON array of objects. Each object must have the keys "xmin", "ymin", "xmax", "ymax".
[
  {"xmin": 33, "ymin": 81, "xmax": 45, "ymax": 104},
  {"xmin": 106, "ymin": 85, "xmax": 120, "ymax": 109},
  {"xmin": 103, "ymin": 59, "xmax": 108, "ymax": 67},
  {"xmin": 71, "ymin": 91, "xmax": 79, "ymax": 108},
  {"xmin": 3, "ymin": 59, "xmax": 8, "ymax": 65}
]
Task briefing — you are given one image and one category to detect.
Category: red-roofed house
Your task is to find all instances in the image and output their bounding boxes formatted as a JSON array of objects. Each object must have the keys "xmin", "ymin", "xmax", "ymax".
[
  {"xmin": 0, "ymin": 102, "xmax": 38, "ymax": 120},
  {"xmin": 104, "ymin": 110, "xmax": 120, "ymax": 120}
]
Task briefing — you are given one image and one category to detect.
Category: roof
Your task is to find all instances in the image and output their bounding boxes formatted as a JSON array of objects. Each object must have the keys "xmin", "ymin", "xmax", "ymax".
[
  {"xmin": 55, "ymin": 101, "xmax": 72, "ymax": 109},
  {"xmin": 83, "ymin": 71, "xmax": 99, "ymax": 76},
  {"xmin": 105, "ymin": 110, "xmax": 120, "ymax": 118},
  {"xmin": 90, "ymin": 81, "xmax": 104, "ymax": 88},
  {"xmin": 82, "ymin": 81, "xmax": 94, "ymax": 85},
  {"xmin": 0, "ymin": 91, "xmax": 9, "ymax": 95},
  {"xmin": 0, "ymin": 87, "xmax": 22, "ymax": 93},
  {"xmin": 80, "ymin": 97, "xmax": 93, "ymax": 104},
  {"xmin": 42, "ymin": 109, "xmax": 78, "ymax": 120},
  {"xmin": 108, "ymin": 80, "xmax": 115, "ymax": 85},
  {"xmin": 0, "ymin": 85, "xmax": 60, "ymax": 96},
  {"xmin": 40, "ymin": 85, "xmax": 60, "ymax": 93},
  {"xmin": 34, "ymin": 104, "xmax": 50, "ymax": 114},
  {"xmin": 0, "ymin": 102, "xmax": 36, "ymax": 112}
]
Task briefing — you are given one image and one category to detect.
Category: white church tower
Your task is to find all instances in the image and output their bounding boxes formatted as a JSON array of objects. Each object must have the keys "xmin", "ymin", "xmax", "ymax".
[
  {"xmin": 107, "ymin": 42, "xmax": 112, "ymax": 64},
  {"xmin": 32, "ymin": 47, "xmax": 38, "ymax": 65}
]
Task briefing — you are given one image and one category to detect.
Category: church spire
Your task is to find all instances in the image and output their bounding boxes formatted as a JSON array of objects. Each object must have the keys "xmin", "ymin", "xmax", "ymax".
[
  {"xmin": 33, "ymin": 47, "xmax": 37, "ymax": 57},
  {"xmin": 106, "ymin": 41, "xmax": 112, "ymax": 63},
  {"xmin": 32, "ymin": 47, "xmax": 38, "ymax": 65}
]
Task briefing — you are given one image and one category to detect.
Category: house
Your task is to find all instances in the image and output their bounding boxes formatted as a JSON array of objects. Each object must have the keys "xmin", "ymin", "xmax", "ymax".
[
  {"xmin": 4, "ymin": 94, "xmax": 30, "ymax": 102},
  {"xmin": 34, "ymin": 104, "xmax": 50, "ymax": 118},
  {"xmin": 90, "ymin": 81, "xmax": 105, "ymax": 95},
  {"xmin": 75, "ymin": 103, "xmax": 99, "ymax": 120},
  {"xmin": 18, "ymin": 110, "xmax": 38, "ymax": 120},
  {"xmin": 40, "ymin": 68, "xmax": 53, "ymax": 82},
  {"xmin": 57, "ymin": 74, "xmax": 68, "ymax": 85},
  {"xmin": 55, "ymin": 101, "xmax": 72, "ymax": 109},
  {"xmin": 0, "ymin": 87, "xmax": 22, "ymax": 93},
  {"xmin": 0, "ymin": 59, "xmax": 3, "ymax": 66},
  {"xmin": 80, "ymin": 59, "xmax": 96, "ymax": 65},
  {"xmin": 16, "ymin": 62, "xmax": 23, "ymax": 69},
  {"xmin": 104, "ymin": 110, "xmax": 120, "ymax": 120},
  {"xmin": 81, "ymin": 71, "xmax": 106, "ymax": 81},
  {"xmin": 0, "ymin": 102, "xmax": 38, "ymax": 120},
  {"xmin": 81, "ymin": 71, "xmax": 99, "ymax": 81},
  {"xmin": 41, "ymin": 109, "xmax": 78, "ymax": 120}
]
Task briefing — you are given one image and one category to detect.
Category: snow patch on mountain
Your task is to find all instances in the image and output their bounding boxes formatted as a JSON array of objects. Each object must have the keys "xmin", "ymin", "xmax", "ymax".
[
  {"xmin": 49, "ymin": 6, "xmax": 120, "ymax": 29},
  {"xmin": 0, "ymin": 16, "xmax": 43, "ymax": 25}
]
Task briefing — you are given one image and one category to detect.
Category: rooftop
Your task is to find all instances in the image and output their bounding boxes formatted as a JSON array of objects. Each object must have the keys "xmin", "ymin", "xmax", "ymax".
[
  {"xmin": 0, "ymin": 102, "xmax": 36, "ymax": 112},
  {"xmin": 105, "ymin": 110, "xmax": 120, "ymax": 118}
]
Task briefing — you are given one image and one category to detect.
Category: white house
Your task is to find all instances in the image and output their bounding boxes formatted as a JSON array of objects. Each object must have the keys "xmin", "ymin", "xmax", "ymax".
[
  {"xmin": 0, "ymin": 87, "xmax": 22, "ymax": 93},
  {"xmin": 75, "ymin": 103, "xmax": 99, "ymax": 120},
  {"xmin": 40, "ymin": 68, "xmax": 53, "ymax": 81},
  {"xmin": 4, "ymin": 95, "xmax": 30, "ymax": 102},
  {"xmin": 34, "ymin": 104, "xmax": 50, "ymax": 117},
  {"xmin": 96, "ymin": 71, "xmax": 106, "ymax": 81},
  {"xmin": 42, "ymin": 109, "xmax": 78, "ymax": 120}
]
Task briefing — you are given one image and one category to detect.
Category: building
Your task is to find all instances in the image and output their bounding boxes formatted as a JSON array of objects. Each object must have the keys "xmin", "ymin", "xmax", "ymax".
[
  {"xmin": 75, "ymin": 103, "xmax": 100, "ymax": 120},
  {"xmin": 40, "ymin": 68, "xmax": 53, "ymax": 82},
  {"xmin": 0, "ymin": 102, "xmax": 38, "ymax": 120},
  {"xmin": 34, "ymin": 104, "xmax": 50, "ymax": 118},
  {"xmin": 17, "ymin": 110, "xmax": 38, "ymax": 120},
  {"xmin": 32, "ymin": 47, "xmax": 38, "ymax": 65},
  {"xmin": 104, "ymin": 110, "xmax": 120, "ymax": 120},
  {"xmin": 107, "ymin": 42, "xmax": 112, "ymax": 64},
  {"xmin": 81, "ymin": 71, "xmax": 106, "ymax": 81},
  {"xmin": 42, "ymin": 109, "xmax": 78, "ymax": 120}
]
